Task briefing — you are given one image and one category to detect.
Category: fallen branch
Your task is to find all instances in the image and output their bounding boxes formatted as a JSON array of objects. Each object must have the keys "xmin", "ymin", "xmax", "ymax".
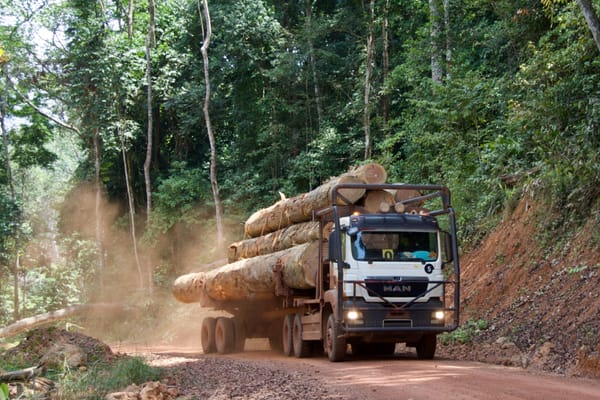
[
  {"xmin": 0, "ymin": 303, "xmax": 123, "ymax": 339},
  {"xmin": 0, "ymin": 366, "xmax": 45, "ymax": 383}
]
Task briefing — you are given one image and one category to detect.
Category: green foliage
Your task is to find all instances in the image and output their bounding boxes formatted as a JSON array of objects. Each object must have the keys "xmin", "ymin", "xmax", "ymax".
[
  {"xmin": 57, "ymin": 356, "xmax": 162, "ymax": 400},
  {"xmin": 145, "ymin": 161, "xmax": 211, "ymax": 241},
  {"xmin": 440, "ymin": 319, "xmax": 489, "ymax": 345},
  {"xmin": 1, "ymin": 0, "xmax": 599, "ymax": 315},
  {"xmin": 0, "ymin": 383, "xmax": 7, "ymax": 400}
]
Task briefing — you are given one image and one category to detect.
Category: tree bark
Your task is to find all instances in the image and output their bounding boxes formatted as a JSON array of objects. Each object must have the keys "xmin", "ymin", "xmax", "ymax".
[
  {"xmin": 244, "ymin": 163, "xmax": 386, "ymax": 238},
  {"xmin": 127, "ymin": 0, "xmax": 134, "ymax": 40},
  {"xmin": 228, "ymin": 221, "xmax": 332, "ymax": 262},
  {"xmin": 0, "ymin": 365, "xmax": 45, "ymax": 383},
  {"xmin": 0, "ymin": 304, "xmax": 123, "ymax": 339},
  {"xmin": 119, "ymin": 127, "xmax": 144, "ymax": 288},
  {"xmin": 429, "ymin": 0, "xmax": 443, "ymax": 84},
  {"xmin": 444, "ymin": 0, "xmax": 452, "ymax": 81},
  {"xmin": 577, "ymin": 0, "xmax": 600, "ymax": 53},
  {"xmin": 363, "ymin": 0, "xmax": 375, "ymax": 160},
  {"xmin": 148, "ymin": 0, "xmax": 156, "ymax": 47},
  {"xmin": 305, "ymin": 0, "xmax": 323, "ymax": 130},
  {"xmin": 93, "ymin": 127, "xmax": 105, "ymax": 296},
  {"xmin": 199, "ymin": 0, "xmax": 225, "ymax": 250},
  {"xmin": 172, "ymin": 241, "xmax": 322, "ymax": 304},
  {"xmin": 382, "ymin": 0, "xmax": 390, "ymax": 134}
]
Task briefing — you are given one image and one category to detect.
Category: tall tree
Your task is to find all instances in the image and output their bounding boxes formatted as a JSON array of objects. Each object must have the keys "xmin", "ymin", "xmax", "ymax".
[
  {"xmin": 381, "ymin": 0, "xmax": 390, "ymax": 134},
  {"xmin": 363, "ymin": 0, "xmax": 375, "ymax": 160},
  {"xmin": 305, "ymin": 0, "xmax": 322, "ymax": 130},
  {"xmin": 429, "ymin": 0, "xmax": 443, "ymax": 84},
  {"xmin": 576, "ymin": 0, "xmax": 600, "ymax": 52},
  {"xmin": 198, "ymin": 0, "xmax": 224, "ymax": 249}
]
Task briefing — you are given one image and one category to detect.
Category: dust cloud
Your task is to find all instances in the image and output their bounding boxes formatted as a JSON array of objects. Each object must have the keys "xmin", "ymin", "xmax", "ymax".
[{"xmin": 57, "ymin": 181, "xmax": 242, "ymax": 349}]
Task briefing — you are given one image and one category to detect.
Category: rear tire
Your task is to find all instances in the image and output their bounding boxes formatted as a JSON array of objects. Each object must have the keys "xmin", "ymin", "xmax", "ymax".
[
  {"xmin": 215, "ymin": 317, "xmax": 235, "ymax": 354},
  {"xmin": 292, "ymin": 314, "xmax": 311, "ymax": 358},
  {"xmin": 282, "ymin": 314, "xmax": 293, "ymax": 357},
  {"xmin": 325, "ymin": 313, "xmax": 346, "ymax": 362},
  {"xmin": 233, "ymin": 318, "xmax": 246, "ymax": 353},
  {"xmin": 201, "ymin": 317, "xmax": 217, "ymax": 354},
  {"xmin": 416, "ymin": 334, "xmax": 437, "ymax": 360}
]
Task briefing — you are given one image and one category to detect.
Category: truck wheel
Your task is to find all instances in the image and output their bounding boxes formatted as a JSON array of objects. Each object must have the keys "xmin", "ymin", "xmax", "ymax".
[
  {"xmin": 201, "ymin": 317, "xmax": 217, "ymax": 354},
  {"xmin": 282, "ymin": 314, "xmax": 293, "ymax": 357},
  {"xmin": 416, "ymin": 334, "xmax": 437, "ymax": 360},
  {"xmin": 325, "ymin": 313, "xmax": 346, "ymax": 362},
  {"xmin": 292, "ymin": 314, "xmax": 311, "ymax": 358},
  {"xmin": 233, "ymin": 318, "xmax": 246, "ymax": 353},
  {"xmin": 215, "ymin": 317, "xmax": 235, "ymax": 354}
]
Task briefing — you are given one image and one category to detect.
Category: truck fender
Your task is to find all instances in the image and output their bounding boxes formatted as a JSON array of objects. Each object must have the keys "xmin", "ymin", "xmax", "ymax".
[{"xmin": 323, "ymin": 289, "xmax": 340, "ymax": 319}]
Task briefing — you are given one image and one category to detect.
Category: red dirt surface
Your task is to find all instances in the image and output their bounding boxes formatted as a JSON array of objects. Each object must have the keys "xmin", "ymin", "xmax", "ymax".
[{"xmin": 438, "ymin": 196, "xmax": 600, "ymax": 377}]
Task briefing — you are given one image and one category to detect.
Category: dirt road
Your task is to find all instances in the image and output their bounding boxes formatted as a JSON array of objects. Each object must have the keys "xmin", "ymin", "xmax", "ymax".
[{"xmin": 116, "ymin": 342, "xmax": 600, "ymax": 400}]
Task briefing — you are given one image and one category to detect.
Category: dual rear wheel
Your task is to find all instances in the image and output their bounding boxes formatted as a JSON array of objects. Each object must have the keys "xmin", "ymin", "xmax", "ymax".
[
  {"xmin": 201, "ymin": 316, "xmax": 245, "ymax": 354},
  {"xmin": 282, "ymin": 314, "xmax": 313, "ymax": 358}
]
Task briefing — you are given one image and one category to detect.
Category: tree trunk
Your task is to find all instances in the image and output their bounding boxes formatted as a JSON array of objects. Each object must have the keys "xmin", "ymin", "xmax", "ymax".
[
  {"xmin": 429, "ymin": 0, "xmax": 443, "ymax": 84},
  {"xmin": 305, "ymin": 0, "xmax": 323, "ymax": 130},
  {"xmin": 148, "ymin": 0, "xmax": 156, "ymax": 47},
  {"xmin": 199, "ymin": 0, "xmax": 225, "ymax": 250},
  {"xmin": 577, "ymin": 0, "xmax": 600, "ymax": 53},
  {"xmin": 363, "ymin": 0, "xmax": 375, "ymax": 160},
  {"xmin": 127, "ymin": 0, "xmax": 134, "ymax": 40},
  {"xmin": 172, "ymin": 241, "xmax": 322, "ymax": 304},
  {"xmin": 0, "ymin": 304, "xmax": 124, "ymax": 339},
  {"xmin": 444, "ymin": 0, "xmax": 452, "ymax": 81},
  {"xmin": 119, "ymin": 128, "xmax": 144, "ymax": 288},
  {"xmin": 382, "ymin": 0, "xmax": 390, "ymax": 134},
  {"xmin": 228, "ymin": 221, "xmax": 333, "ymax": 262},
  {"xmin": 93, "ymin": 127, "xmax": 105, "ymax": 296}
]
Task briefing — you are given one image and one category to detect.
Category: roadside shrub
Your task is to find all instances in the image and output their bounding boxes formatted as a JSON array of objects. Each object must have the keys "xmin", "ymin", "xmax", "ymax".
[{"xmin": 440, "ymin": 319, "xmax": 489, "ymax": 345}]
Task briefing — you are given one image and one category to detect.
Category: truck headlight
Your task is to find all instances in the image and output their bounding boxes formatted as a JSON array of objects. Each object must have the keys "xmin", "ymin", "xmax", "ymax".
[
  {"xmin": 346, "ymin": 310, "xmax": 363, "ymax": 324},
  {"xmin": 431, "ymin": 310, "xmax": 445, "ymax": 323}
]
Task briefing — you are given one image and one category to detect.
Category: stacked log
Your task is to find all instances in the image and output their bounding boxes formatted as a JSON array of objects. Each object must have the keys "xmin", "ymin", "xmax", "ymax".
[
  {"xmin": 172, "ymin": 163, "xmax": 388, "ymax": 305},
  {"xmin": 244, "ymin": 163, "xmax": 386, "ymax": 238}
]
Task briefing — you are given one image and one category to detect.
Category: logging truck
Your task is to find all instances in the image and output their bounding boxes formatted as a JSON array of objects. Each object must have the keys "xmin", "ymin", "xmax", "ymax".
[{"xmin": 180, "ymin": 182, "xmax": 460, "ymax": 361}]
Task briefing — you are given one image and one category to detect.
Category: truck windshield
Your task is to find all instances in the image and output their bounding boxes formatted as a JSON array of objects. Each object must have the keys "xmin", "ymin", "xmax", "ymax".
[{"xmin": 351, "ymin": 231, "xmax": 438, "ymax": 262}]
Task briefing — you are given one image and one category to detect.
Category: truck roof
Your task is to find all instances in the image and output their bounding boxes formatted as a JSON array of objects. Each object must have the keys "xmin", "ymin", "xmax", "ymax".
[{"xmin": 345, "ymin": 212, "xmax": 439, "ymax": 232}]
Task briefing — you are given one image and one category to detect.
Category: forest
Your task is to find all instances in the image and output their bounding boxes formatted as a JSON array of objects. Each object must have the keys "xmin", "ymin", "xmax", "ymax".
[{"xmin": 0, "ymin": 0, "xmax": 599, "ymax": 327}]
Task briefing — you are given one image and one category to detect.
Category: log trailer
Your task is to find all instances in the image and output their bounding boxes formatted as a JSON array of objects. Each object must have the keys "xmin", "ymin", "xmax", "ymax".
[{"xmin": 199, "ymin": 183, "xmax": 460, "ymax": 361}]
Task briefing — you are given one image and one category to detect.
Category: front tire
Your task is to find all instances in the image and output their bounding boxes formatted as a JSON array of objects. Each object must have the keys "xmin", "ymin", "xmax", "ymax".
[
  {"xmin": 201, "ymin": 317, "xmax": 217, "ymax": 354},
  {"xmin": 325, "ymin": 313, "xmax": 346, "ymax": 362},
  {"xmin": 416, "ymin": 334, "xmax": 437, "ymax": 360}
]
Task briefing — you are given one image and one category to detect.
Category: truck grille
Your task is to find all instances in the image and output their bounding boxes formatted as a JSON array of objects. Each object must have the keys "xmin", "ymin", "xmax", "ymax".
[{"xmin": 364, "ymin": 277, "xmax": 428, "ymax": 298}]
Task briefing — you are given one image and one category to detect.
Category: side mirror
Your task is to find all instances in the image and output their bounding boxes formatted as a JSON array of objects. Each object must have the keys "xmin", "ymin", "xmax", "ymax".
[
  {"xmin": 444, "ymin": 232, "xmax": 454, "ymax": 263},
  {"xmin": 328, "ymin": 231, "xmax": 338, "ymax": 263}
]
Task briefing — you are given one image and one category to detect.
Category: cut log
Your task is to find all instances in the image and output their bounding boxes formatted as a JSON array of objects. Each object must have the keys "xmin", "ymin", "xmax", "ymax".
[
  {"xmin": 347, "ymin": 162, "xmax": 387, "ymax": 184},
  {"xmin": 0, "ymin": 303, "xmax": 123, "ymax": 339},
  {"xmin": 362, "ymin": 190, "xmax": 395, "ymax": 213},
  {"xmin": 228, "ymin": 221, "xmax": 332, "ymax": 263},
  {"xmin": 173, "ymin": 241, "xmax": 321, "ymax": 304},
  {"xmin": 243, "ymin": 175, "xmax": 365, "ymax": 238}
]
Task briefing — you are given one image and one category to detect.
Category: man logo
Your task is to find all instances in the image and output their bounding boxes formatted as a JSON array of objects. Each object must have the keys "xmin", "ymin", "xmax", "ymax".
[{"xmin": 382, "ymin": 249, "xmax": 394, "ymax": 259}]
